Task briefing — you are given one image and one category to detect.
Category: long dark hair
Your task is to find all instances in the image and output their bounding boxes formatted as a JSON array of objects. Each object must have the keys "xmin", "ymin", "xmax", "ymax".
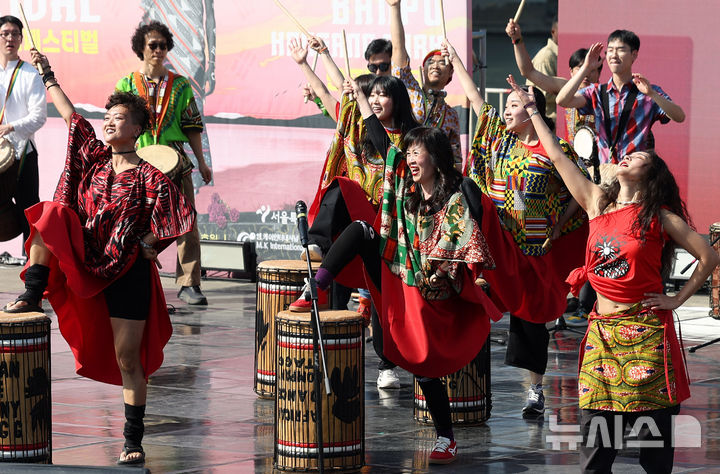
[
  {"xmin": 601, "ymin": 151, "xmax": 691, "ymax": 278},
  {"xmin": 362, "ymin": 76, "xmax": 418, "ymax": 158},
  {"xmin": 403, "ymin": 127, "xmax": 463, "ymax": 214}
]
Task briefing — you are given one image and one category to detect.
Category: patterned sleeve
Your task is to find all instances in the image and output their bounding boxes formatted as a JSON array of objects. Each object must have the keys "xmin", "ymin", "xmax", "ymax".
[
  {"xmin": 53, "ymin": 113, "xmax": 108, "ymax": 208},
  {"xmin": 146, "ymin": 168, "xmax": 196, "ymax": 252},
  {"xmin": 650, "ymin": 85, "xmax": 671, "ymax": 124},
  {"xmin": 465, "ymin": 103, "xmax": 507, "ymax": 182},
  {"xmin": 577, "ymin": 83, "xmax": 597, "ymax": 116},
  {"xmin": 178, "ymin": 78, "xmax": 204, "ymax": 133},
  {"xmin": 392, "ymin": 63, "xmax": 425, "ymax": 124}
]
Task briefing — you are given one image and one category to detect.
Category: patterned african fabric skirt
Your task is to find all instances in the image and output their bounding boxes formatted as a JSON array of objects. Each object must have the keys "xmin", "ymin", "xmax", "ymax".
[{"xmin": 578, "ymin": 303, "xmax": 690, "ymax": 412}]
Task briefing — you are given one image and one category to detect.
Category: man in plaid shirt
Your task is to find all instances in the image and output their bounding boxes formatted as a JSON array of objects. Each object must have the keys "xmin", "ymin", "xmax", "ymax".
[{"xmin": 557, "ymin": 30, "xmax": 685, "ymax": 164}]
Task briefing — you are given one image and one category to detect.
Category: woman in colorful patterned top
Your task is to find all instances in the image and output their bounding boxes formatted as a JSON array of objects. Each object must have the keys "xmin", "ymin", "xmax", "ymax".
[
  {"xmin": 4, "ymin": 50, "xmax": 195, "ymax": 465},
  {"xmin": 445, "ymin": 40, "xmax": 589, "ymax": 416},
  {"xmin": 306, "ymin": 77, "xmax": 500, "ymax": 464},
  {"xmin": 507, "ymin": 74, "xmax": 718, "ymax": 473}
]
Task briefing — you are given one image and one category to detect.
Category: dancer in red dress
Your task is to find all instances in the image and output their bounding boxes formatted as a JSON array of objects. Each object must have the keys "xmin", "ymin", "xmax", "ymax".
[{"xmin": 4, "ymin": 50, "xmax": 194, "ymax": 465}]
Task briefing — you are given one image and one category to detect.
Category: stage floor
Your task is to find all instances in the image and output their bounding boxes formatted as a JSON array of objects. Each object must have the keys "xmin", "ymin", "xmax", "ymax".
[{"xmin": 0, "ymin": 264, "xmax": 719, "ymax": 473}]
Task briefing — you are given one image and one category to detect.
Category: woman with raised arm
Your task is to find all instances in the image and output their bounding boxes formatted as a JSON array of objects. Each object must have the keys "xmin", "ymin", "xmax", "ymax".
[
  {"xmin": 3, "ymin": 49, "xmax": 195, "ymax": 465},
  {"xmin": 302, "ymin": 76, "xmax": 500, "ymax": 464},
  {"xmin": 443, "ymin": 39, "xmax": 589, "ymax": 416},
  {"xmin": 507, "ymin": 74, "xmax": 719, "ymax": 473}
]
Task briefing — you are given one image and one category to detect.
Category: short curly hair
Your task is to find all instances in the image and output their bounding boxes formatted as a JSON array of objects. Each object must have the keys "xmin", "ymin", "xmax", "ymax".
[
  {"xmin": 105, "ymin": 92, "xmax": 151, "ymax": 136},
  {"xmin": 130, "ymin": 21, "xmax": 174, "ymax": 60}
]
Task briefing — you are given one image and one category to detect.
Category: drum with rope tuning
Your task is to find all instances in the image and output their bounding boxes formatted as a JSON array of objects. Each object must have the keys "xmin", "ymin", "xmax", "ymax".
[{"xmin": 136, "ymin": 144, "xmax": 181, "ymax": 181}]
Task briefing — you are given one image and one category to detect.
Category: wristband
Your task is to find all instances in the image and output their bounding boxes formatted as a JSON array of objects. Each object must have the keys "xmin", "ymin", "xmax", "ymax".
[
  {"xmin": 139, "ymin": 239, "xmax": 154, "ymax": 250},
  {"xmin": 523, "ymin": 101, "xmax": 536, "ymax": 109},
  {"xmin": 42, "ymin": 71, "xmax": 55, "ymax": 84},
  {"xmin": 46, "ymin": 83, "xmax": 59, "ymax": 91},
  {"xmin": 317, "ymin": 46, "xmax": 328, "ymax": 54},
  {"xmin": 512, "ymin": 37, "xmax": 523, "ymax": 45},
  {"xmin": 528, "ymin": 110, "xmax": 540, "ymax": 118}
]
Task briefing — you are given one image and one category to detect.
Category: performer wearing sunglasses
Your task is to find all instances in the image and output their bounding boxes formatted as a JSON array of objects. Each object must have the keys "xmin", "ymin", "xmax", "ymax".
[
  {"xmin": 116, "ymin": 21, "xmax": 212, "ymax": 306},
  {"xmin": 386, "ymin": 0, "xmax": 461, "ymax": 169}
]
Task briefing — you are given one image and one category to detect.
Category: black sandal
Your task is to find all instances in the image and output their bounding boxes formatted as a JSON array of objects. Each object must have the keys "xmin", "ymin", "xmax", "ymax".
[
  {"xmin": 4, "ymin": 298, "xmax": 44, "ymax": 314},
  {"xmin": 117, "ymin": 446, "xmax": 145, "ymax": 465}
]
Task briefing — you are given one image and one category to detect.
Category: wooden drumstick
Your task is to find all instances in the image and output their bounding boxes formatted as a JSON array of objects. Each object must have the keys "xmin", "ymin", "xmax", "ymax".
[
  {"xmin": 439, "ymin": 0, "xmax": 449, "ymax": 65},
  {"xmin": 513, "ymin": 0, "xmax": 527, "ymax": 23},
  {"xmin": 18, "ymin": 2, "xmax": 44, "ymax": 74},
  {"xmin": 304, "ymin": 51, "xmax": 319, "ymax": 104},
  {"xmin": 342, "ymin": 29, "xmax": 354, "ymax": 100},
  {"xmin": 273, "ymin": 0, "xmax": 312, "ymax": 38},
  {"xmin": 542, "ymin": 237, "xmax": 551, "ymax": 251}
]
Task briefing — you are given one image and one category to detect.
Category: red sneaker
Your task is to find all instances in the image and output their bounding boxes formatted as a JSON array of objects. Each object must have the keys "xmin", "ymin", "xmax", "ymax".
[
  {"xmin": 357, "ymin": 297, "xmax": 371, "ymax": 327},
  {"xmin": 289, "ymin": 282, "xmax": 329, "ymax": 312},
  {"xmin": 428, "ymin": 437, "xmax": 457, "ymax": 464}
]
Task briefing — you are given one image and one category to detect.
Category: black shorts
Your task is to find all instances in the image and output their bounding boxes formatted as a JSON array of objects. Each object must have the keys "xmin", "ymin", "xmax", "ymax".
[{"xmin": 104, "ymin": 257, "xmax": 151, "ymax": 320}]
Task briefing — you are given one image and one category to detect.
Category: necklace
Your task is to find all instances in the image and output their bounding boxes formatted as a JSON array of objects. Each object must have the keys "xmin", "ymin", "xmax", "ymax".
[
  {"xmin": 112, "ymin": 150, "xmax": 136, "ymax": 155},
  {"xmin": 616, "ymin": 199, "xmax": 642, "ymax": 205}
]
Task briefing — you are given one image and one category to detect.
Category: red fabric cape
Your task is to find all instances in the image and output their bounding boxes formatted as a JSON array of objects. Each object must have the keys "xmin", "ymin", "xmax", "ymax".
[
  {"xmin": 23, "ymin": 202, "xmax": 172, "ymax": 386},
  {"xmin": 368, "ymin": 265, "xmax": 502, "ymax": 378},
  {"xmin": 308, "ymin": 177, "xmax": 377, "ymax": 289},
  {"xmin": 478, "ymin": 193, "xmax": 588, "ymax": 323}
]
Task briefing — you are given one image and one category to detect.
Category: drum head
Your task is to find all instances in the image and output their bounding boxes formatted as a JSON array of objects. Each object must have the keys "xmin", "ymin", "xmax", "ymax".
[
  {"xmin": 0, "ymin": 138, "xmax": 16, "ymax": 174},
  {"xmin": 136, "ymin": 145, "xmax": 179, "ymax": 175},
  {"xmin": 573, "ymin": 126, "xmax": 596, "ymax": 160},
  {"xmin": 257, "ymin": 259, "xmax": 320, "ymax": 272}
]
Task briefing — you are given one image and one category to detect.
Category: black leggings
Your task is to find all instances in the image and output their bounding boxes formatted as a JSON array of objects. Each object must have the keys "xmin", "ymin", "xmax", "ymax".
[{"xmin": 321, "ymin": 221, "xmax": 450, "ymax": 433}]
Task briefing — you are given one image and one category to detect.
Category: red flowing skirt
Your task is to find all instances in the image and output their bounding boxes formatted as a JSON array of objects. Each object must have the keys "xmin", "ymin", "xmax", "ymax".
[
  {"xmin": 479, "ymin": 193, "xmax": 588, "ymax": 323},
  {"xmin": 23, "ymin": 202, "xmax": 172, "ymax": 386}
]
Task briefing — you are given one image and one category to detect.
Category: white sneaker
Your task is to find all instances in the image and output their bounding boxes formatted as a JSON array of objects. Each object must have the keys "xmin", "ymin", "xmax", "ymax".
[
  {"xmin": 300, "ymin": 244, "xmax": 323, "ymax": 262},
  {"xmin": 377, "ymin": 368, "xmax": 401, "ymax": 389}
]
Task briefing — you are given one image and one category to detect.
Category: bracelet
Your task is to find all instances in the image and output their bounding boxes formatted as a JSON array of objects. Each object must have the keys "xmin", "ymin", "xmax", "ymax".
[
  {"xmin": 46, "ymin": 83, "xmax": 59, "ymax": 91},
  {"xmin": 317, "ymin": 46, "xmax": 328, "ymax": 54},
  {"xmin": 512, "ymin": 37, "xmax": 523, "ymax": 45},
  {"xmin": 139, "ymin": 239, "xmax": 153, "ymax": 250},
  {"xmin": 528, "ymin": 109, "xmax": 540, "ymax": 118},
  {"xmin": 523, "ymin": 101, "xmax": 536, "ymax": 109},
  {"xmin": 41, "ymin": 71, "xmax": 55, "ymax": 84}
]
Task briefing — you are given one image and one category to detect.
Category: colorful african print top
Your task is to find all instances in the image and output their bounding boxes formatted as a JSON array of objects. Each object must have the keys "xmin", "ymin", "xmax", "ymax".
[
  {"xmin": 578, "ymin": 79, "xmax": 671, "ymax": 164},
  {"xmin": 116, "ymin": 71, "xmax": 203, "ymax": 173},
  {"xmin": 466, "ymin": 103, "xmax": 587, "ymax": 256},
  {"xmin": 378, "ymin": 146, "xmax": 494, "ymax": 300},
  {"xmin": 321, "ymin": 97, "xmax": 404, "ymax": 208},
  {"xmin": 53, "ymin": 113, "xmax": 195, "ymax": 279},
  {"xmin": 392, "ymin": 63, "xmax": 462, "ymax": 167}
]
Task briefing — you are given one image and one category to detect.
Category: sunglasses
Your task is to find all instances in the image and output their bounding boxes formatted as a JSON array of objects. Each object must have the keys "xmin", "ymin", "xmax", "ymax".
[
  {"xmin": 147, "ymin": 42, "xmax": 168, "ymax": 51},
  {"xmin": 367, "ymin": 62, "xmax": 390, "ymax": 73}
]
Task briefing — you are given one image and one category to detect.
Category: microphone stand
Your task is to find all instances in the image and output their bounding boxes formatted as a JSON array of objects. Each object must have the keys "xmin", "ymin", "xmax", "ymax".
[{"xmin": 302, "ymin": 248, "xmax": 332, "ymax": 472}]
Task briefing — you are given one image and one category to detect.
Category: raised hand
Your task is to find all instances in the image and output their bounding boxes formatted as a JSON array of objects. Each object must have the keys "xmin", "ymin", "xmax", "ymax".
[
  {"xmin": 631, "ymin": 73, "xmax": 652, "ymax": 95},
  {"xmin": 288, "ymin": 38, "xmax": 308, "ymax": 65},
  {"xmin": 584, "ymin": 42, "xmax": 604, "ymax": 72},
  {"xmin": 441, "ymin": 39, "xmax": 456, "ymax": 63},
  {"xmin": 308, "ymin": 35, "xmax": 327, "ymax": 53},
  {"xmin": 505, "ymin": 18, "xmax": 522, "ymax": 42},
  {"xmin": 29, "ymin": 48, "xmax": 50, "ymax": 72},
  {"xmin": 506, "ymin": 74, "xmax": 535, "ymax": 107},
  {"xmin": 342, "ymin": 78, "xmax": 360, "ymax": 98}
]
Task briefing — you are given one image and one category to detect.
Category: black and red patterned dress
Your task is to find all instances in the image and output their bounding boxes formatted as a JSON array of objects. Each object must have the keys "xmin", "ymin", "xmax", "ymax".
[{"xmin": 23, "ymin": 112, "xmax": 195, "ymax": 385}]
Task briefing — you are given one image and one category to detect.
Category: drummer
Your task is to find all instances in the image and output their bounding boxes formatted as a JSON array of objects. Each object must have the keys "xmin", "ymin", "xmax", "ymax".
[
  {"xmin": 5, "ymin": 49, "xmax": 194, "ymax": 465},
  {"xmin": 115, "ymin": 21, "xmax": 212, "ymax": 306}
]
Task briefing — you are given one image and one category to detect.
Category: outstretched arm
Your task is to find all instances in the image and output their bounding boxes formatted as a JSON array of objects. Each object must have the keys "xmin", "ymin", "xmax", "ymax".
[
  {"xmin": 290, "ymin": 38, "xmax": 339, "ymax": 121},
  {"xmin": 30, "ymin": 49, "xmax": 75, "ymax": 127},
  {"xmin": 443, "ymin": 39, "xmax": 485, "ymax": 116},
  {"xmin": 308, "ymin": 36, "xmax": 345, "ymax": 90},
  {"xmin": 644, "ymin": 210, "xmax": 720, "ymax": 310},
  {"xmin": 631, "ymin": 73, "xmax": 685, "ymax": 123},
  {"xmin": 506, "ymin": 19, "xmax": 567, "ymax": 94},
  {"xmin": 507, "ymin": 74, "xmax": 604, "ymax": 217},
  {"xmin": 387, "ymin": 0, "xmax": 409, "ymax": 67},
  {"xmin": 556, "ymin": 43, "xmax": 603, "ymax": 109}
]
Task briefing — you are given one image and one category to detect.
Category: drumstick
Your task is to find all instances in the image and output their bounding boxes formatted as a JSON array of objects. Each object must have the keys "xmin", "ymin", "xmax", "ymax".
[
  {"xmin": 342, "ymin": 29, "xmax": 354, "ymax": 100},
  {"xmin": 542, "ymin": 237, "xmax": 551, "ymax": 251},
  {"xmin": 273, "ymin": 0, "xmax": 312, "ymax": 38},
  {"xmin": 18, "ymin": 3, "xmax": 44, "ymax": 74},
  {"xmin": 439, "ymin": 0, "xmax": 449, "ymax": 66},
  {"xmin": 303, "ymin": 51, "xmax": 319, "ymax": 104},
  {"xmin": 513, "ymin": 0, "xmax": 527, "ymax": 23}
]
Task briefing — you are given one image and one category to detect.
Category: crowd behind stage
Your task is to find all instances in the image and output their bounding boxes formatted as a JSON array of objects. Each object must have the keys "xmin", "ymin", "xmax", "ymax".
[{"xmin": 1, "ymin": 1, "xmax": 718, "ymax": 471}]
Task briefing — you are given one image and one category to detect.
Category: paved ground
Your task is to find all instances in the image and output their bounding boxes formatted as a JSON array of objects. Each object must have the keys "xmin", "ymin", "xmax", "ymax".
[{"xmin": 0, "ymin": 262, "xmax": 719, "ymax": 473}]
